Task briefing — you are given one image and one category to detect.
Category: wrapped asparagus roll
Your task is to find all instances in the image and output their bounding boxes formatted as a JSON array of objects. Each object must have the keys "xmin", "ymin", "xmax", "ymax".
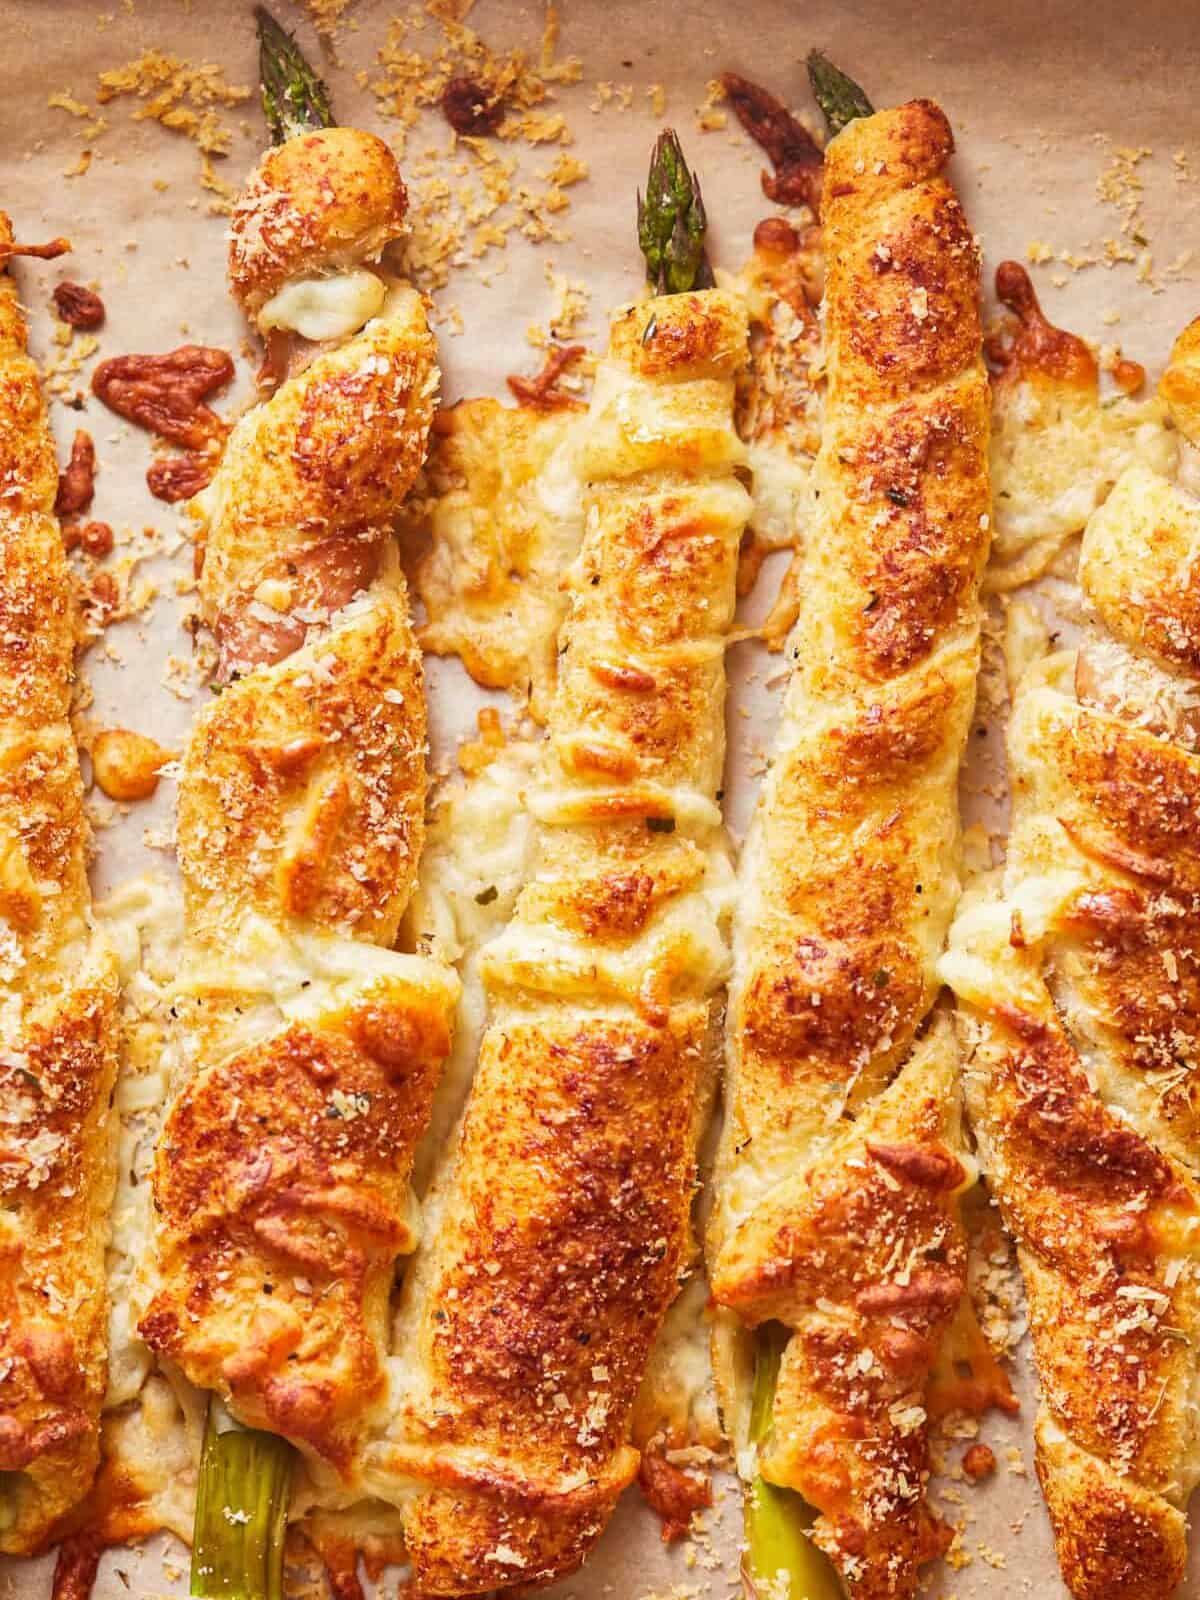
[
  {"xmin": 376, "ymin": 133, "xmax": 750, "ymax": 1594},
  {"xmin": 710, "ymin": 58, "xmax": 992, "ymax": 1600},
  {"xmin": 132, "ymin": 14, "xmax": 457, "ymax": 1592}
]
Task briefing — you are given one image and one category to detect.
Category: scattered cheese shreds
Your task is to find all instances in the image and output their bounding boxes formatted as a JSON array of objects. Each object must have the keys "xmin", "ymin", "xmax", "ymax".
[
  {"xmin": 49, "ymin": 90, "xmax": 93, "ymax": 118},
  {"xmin": 292, "ymin": 0, "xmax": 355, "ymax": 39},
  {"xmin": 94, "ymin": 49, "xmax": 250, "ymax": 158},
  {"xmin": 695, "ymin": 76, "xmax": 727, "ymax": 132},
  {"xmin": 370, "ymin": 0, "xmax": 587, "ymax": 295}
]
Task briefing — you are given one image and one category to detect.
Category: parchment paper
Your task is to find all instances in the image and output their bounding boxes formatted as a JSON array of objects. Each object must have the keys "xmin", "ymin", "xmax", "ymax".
[{"xmin": 1, "ymin": 1, "xmax": 1199, "ymax": 1597}]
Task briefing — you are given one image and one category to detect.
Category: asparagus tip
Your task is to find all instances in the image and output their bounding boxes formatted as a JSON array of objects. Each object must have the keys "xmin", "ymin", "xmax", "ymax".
[
  {"xmin": 638, "ymin": 128, "xmax": 714, "ymax": 296},
  {"xmin": 255, "ymin": 5, "xmax": 335, "ymax": 144},
  {"xmin": 806, "ymin": 50, "xmax": 875, "ymax": 137}
]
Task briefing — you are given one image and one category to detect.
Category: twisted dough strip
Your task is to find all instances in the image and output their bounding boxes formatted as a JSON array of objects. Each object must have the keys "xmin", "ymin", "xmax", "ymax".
[
  {"xmin": 136, "ymin": 130, "xmax": 458, "ymax": 1484},
  {"xmin": 708, "ymin": 102, "xmax": 991, "ymax": 1598},
  {"xmin": 0, "ymin": 216, "xmax": 119, "ymax": 1553},
  {"xmin": 371, "ymin": 290, "xmax": 750, "ymax": 1594},
  {"xmin": 944, "ymin": 329, "xmax": 1200, "ymax": 1600}
]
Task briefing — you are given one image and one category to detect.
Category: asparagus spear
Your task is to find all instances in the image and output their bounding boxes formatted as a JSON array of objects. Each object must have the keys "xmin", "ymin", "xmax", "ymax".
[
  {"xmin": 638, "ymin": 129, "xmax": 715, "ymax": 295},
  {"xmin": 191, "ymin": 1404, "xmax": 292, "ymax": 1600},
  {"xmin": 742, "ymin": 1325, "xmax": 843, "ymax": 1600},
  {"xmin": 189, "ymin": 15, "xmax": 332, "ymax": 1593},
  {"xmin": 255, "ymin": 5, "xmax": 334, "ymax": 144},
  {"xmin": 805, "ymin": 51, "xmax": 875, "ymax": 137}
]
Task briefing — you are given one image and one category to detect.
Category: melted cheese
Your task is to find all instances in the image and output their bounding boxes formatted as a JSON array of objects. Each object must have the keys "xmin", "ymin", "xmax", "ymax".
[
  {"xmin": 989, "ymin": 381, "xmax": 1177, "ymax": 589},
  {"xmin": 939, "ymin": 866, "xmax": 1087, "ymax": 1014},
  {"xmin": 403, "ymin": 742, "xmax": 541, "ymax": 1189},
  {"xmin": 631, "ymin": 1274, "xmax": 722, "ymax": 1452},
  {"xmin": 745, "ymin": 436, "xmax": 817, "ymax": 553},
  {"xmin": 411, "ymin": 403, "xmax": 583, "ymax": 723},
  {"xmin": 585, "ymin": 356, "xmax": 746, "ymax": 480},
  {"xmin": 100, "ymin": 1373, "xmax": 202, "ymax": 1543},
  {"xmin": 95, "ymin": 867, "xmax": 466, "ymax": 1526},
  {"xmin": 1002, "ymin": 597, "xmax": 1051, "ymax": 695},
  {"xmin": 725, "ymin": 255, "xmax": 823, "ymax": 561},
  {"xmin": 526, "ymin": 781, "xmax": 724, "ymax": 833},
  {"xmin": 258, "ymin": 268, "xmax": 386, "ymax": 340},
  {"xmin": 95, "ymin": 876, "xmax": 186, "ymax": 1411},
  {"xmin": 481, "ymin": 840, "xmax": 735, "ymax": 1006},
  {"xmin": 411, "ymin": 251, "xmax": 821, "ymax": 729},
  {"xmin": 179, "ymin": 915, "xmax": 457, "ymax": 1023}
]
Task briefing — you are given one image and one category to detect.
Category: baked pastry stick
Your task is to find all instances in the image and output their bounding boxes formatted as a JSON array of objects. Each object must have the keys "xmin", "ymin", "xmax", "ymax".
[
  {"xmin": 944, "ymin": 331, "xmax": 1200, "ymax": 1600},
  {"xmin": 378, "ymin": 136, "xmax": 749, "ymax": 1594},
  {"xmin": 708, "ymin": 78, "xmax": 992, "ymax": 1600},
  {"xmin": 134, "ymin": 12, "xmax": 456, "ymax": 1575},
  {"xmin": 0, "ymin": 218, "xmax": 119, "ymax": 1553}
]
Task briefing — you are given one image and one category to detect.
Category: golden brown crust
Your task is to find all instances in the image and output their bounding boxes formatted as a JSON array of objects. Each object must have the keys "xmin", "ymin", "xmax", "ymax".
[
  {"xmin": 418, "ymin": 1015, "xmax": 697, "ymax": 1458},
  {"xmin": 393, "ymin": 1008, "xmax": 704, "ymax": 1593},
  {"xmin": 728, "ymin": 662, "xmax": 973, "ymax": 1138},
  {"xmin": 228, "ymin": 129, "xmax": 408, "ymax": 318},
  {"xmin": 196, "ymin": 284, "xmax": 437, "ymax": 672},
  {"xmin": 727, "ymin": 1024, "xmax": 966, "ymax": 1591},
  {"xmin": 944, "ymin": 460, "xmax": 1200, "ymax": 1599},
  {"xmin": 1036, "ymin": 1426, "xmax": 1189, "ymax": 1600},
  {"xmin": 179, "ymin": 587, "xmax": 426, "ymax": 945},
  {"xmin": 1077, "ymin": 463, "xmax": 1200, "ymax": 685},
  {"xmin": 139, "ymin": 972, "xmax": 453, "ymax": 1470},
  {"xmin": 0, "ymin": 213, "xmax": 119, "ymax": 1554},
  {"xmin": 710, "ymin": 103, "xmax": 991, "ymax": 1598},
  {"xmin": 950, "ymin": 966, "xmax": 1200, "ymax": 1600},
  {"xmin": 139, "ymin": 177, "xmax": 456, "ymax": 1481},
  {"xmin": 385, "ymin": 290, "xmax": 750, "ymax": 1591}
]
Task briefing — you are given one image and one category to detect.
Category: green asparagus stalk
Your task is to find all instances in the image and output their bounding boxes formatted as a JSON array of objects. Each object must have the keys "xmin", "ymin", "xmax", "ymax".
[
  {"xmin": 742, "ymin": 1325, "xmax": 843, "ymax": 1600},
  {"xmin": 637, "ymin": 129, "xmax": 715, "ymax": 295},
  {"xmin": 191, "ymin": 1403, "xmax": 293, "ymax": 1600},
  {"xmin": 255, "ymin": 6, "xmax": 335, "ymax": 144},
  {"xmin": 805, "ymin": 51, "xmax": 875, "ymax": 137}
]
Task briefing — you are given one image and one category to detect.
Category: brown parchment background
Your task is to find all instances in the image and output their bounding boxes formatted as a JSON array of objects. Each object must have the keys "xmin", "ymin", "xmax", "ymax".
[{"xmin": 1, "ymin": 0, "xmax": 1200, "ymax": 1596}]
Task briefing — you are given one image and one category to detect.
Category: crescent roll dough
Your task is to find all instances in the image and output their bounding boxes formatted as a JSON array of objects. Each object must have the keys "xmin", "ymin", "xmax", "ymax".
[
  {"xmin": 0, "ymin": 215, "xmax": 120, "ymax": 1553},
  {"xmin": 944, "ymin": 389, "xmax": 1200, "ymax": 1596},
  {"xmin": 136, "ymin": 129, "xmax": 458, "ymax": 1486},
  {"xmin": 708, "ymin": 101, "xmax": 992, "ymax": 1598},
  {"xmin": 370, "ymin": 289, "xmax": 750, "ymax": 1594}
]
